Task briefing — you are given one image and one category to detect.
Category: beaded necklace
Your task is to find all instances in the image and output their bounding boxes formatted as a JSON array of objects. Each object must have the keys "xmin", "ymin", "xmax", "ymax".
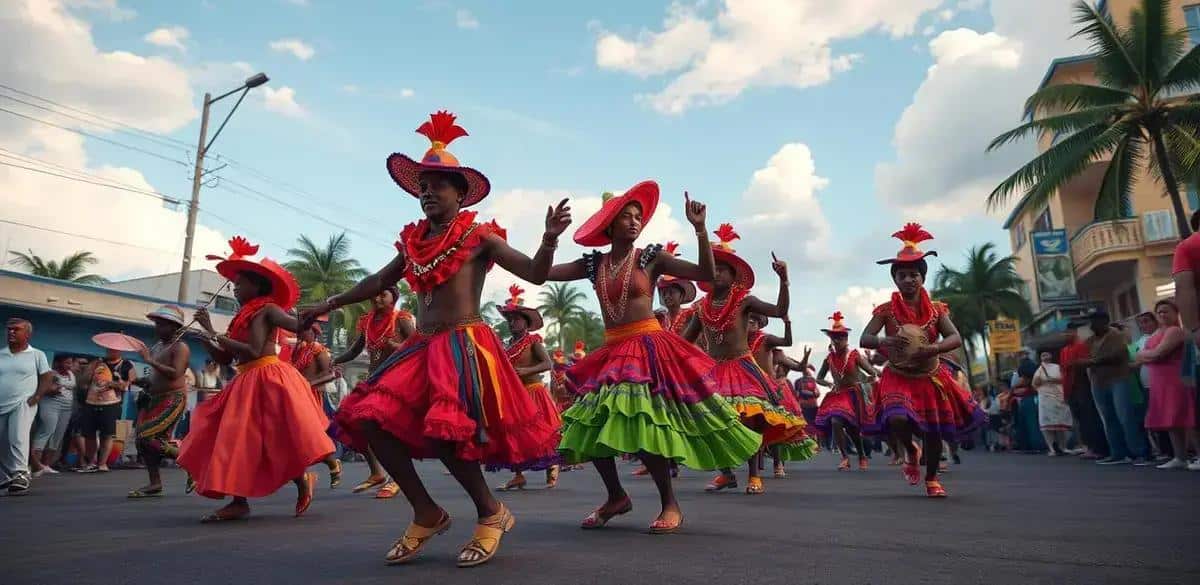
[
  {"xmin": 598, "ymin": 248, "xmax": 636, "ymax": 321},
  {"xmin": 697, "ymin": 287, "xmax": 749, "ymax": 345}
]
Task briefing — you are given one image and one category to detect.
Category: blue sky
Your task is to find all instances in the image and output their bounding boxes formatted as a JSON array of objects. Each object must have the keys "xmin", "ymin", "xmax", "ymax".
[{"xmin": 0, "ymin": 0, "xmax": 1089, "ymax": 354}]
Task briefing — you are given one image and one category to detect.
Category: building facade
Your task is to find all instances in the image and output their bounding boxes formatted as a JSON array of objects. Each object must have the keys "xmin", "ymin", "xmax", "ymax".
[
  {"xmin": 108, "ymin": 269, "xmax": 238, "ymax": 312},
  {"xmin": 1004, "ymin": 0, "xmax": 1194, "ymax": 344}
]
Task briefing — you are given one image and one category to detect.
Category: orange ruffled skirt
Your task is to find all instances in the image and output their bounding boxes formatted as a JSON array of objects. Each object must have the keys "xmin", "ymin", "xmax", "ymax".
[{"xmin": 177, "ymin": 356, "xmax": 335, "ymax": 499}]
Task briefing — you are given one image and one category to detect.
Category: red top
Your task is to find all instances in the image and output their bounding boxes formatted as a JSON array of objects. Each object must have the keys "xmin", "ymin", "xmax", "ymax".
[
  {"xmin": 1058, "ymin": 340, "xmax": 1090, "ymax": 400},
  {"xmin": 1173, "ymin": 232, "xmax": 1200, "ymax": 274}
]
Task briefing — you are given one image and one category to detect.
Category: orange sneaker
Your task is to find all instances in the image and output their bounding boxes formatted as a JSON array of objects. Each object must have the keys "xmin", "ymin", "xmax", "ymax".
[
  {"xmin": 745, "ymin": 476, "xmax": 765, "ymax": 495},
  {"xmin": 837, "ymin": 458, "xmax": 850, "ymax": 471},
  {"xmin": 705, "ymin": 474, "xmax": 737, "ymax": 492},
  {"xmin": 858, "ymin": 458, "xmax": 869, "ymax": 471},
  {"xmin": 925, "ymin": 480, "xmax": 947, "ymax": 498}
]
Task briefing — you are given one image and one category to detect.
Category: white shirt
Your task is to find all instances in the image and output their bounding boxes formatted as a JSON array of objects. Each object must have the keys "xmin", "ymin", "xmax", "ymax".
[
  {"xmin": 0, "ymin": 345, "xmax": 50, "ymax": 414},
  {"xmin": 1134, "ymin": 333, "xmax": 1152, "ymax": 388},
  {"xmin": 50, "ymin": 370, "xmax": 76, "ymax": 405}
]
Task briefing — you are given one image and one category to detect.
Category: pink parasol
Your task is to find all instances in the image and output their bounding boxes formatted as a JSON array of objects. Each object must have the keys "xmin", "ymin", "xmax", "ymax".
[{"xmin": 91, "ymin": 333, "xmax": 147, "ymax": 353}]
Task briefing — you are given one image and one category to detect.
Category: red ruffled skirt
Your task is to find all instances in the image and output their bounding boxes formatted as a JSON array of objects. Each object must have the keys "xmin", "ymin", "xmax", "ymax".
[
  {"xmin": 334, "ymin": 323, "xmax": 560, "ymax": 468},
  {"xmin": 814, "ymin": 385, "xmax": 872, "ymax": 434},
  {"xmin": 177, "ymin": 356, "xmax": 334, "ymax": 499},
  {"xmin": 711, "ymin": 357, "xmax": 810, "ymax": 447},
  {"xmin": 867, "ymin": 364, "xmax": 987, "ymax": 438}
]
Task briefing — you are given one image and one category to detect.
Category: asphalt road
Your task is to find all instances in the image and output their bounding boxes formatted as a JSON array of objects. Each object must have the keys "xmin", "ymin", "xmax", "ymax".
[{"xmin": 2, "ymin": 451, "xmax": 1198, "ymax": 585}]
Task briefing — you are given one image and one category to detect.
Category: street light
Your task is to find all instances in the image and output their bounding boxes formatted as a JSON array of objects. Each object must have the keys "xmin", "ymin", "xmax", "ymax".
[{"xmin": 177, "ymin": 72, "xmax": 269, "ymax": 303}]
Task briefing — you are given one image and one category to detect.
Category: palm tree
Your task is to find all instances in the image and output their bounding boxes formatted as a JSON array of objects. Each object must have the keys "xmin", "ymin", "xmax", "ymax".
[
  {"xmin": 481, "ymin": 300, "xmax": 512, "ymax": 340},
  {"xmin": 537, "ymin": 282, "xmax": 588, "ymax": 352},
  {"xmin": 987, "ymin": 0, "xmax": 1200, "ymax": 237},
  {"xmin": 285, "ymin": 233, "xmax": 369, "ymax": 348},
  {"xmin": 932, "ymin": 243, "xmax": 1034, "ymax": 383},
  {"xmin": 8, "ymin": 250, "xmax": 108, "ymax": 285},
  {"xmin": 553, "ymin": 309, "xmax": 605, "ymax": 352}
]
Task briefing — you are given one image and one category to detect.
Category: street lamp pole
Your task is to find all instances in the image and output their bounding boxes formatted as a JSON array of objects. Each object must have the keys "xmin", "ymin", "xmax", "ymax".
[{"xmin": 176, "ymin": 73, "xmax": 269, "ymax": 303}]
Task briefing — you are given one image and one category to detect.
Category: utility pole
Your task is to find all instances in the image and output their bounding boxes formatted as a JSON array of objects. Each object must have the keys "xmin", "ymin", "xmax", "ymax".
[{"xmin": 177, "ymin": 93, "xmax": 212, "ymax": 303}]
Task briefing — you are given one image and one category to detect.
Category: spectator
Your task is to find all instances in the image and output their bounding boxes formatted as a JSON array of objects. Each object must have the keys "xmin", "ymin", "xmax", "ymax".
[
  {"xmin": 328, "ymin": 368, "xmax": 349, "ymax": 409},
  {"xmin": 79, "ymin": 355, "xmax": 124, "ymax": 472},
  {"xmin": 1082, "ymin": 310, "xmax": 1151, "ymax": 465},
  {"xmin": 794, "ymin": 366, "xmax": 820, "ymax": 426},
  {"xmin": 1032, "ymin": 351, "xmax": 1073, "ymax": 456},
  {"xmin": 1136, "ymin": 299, "xmax": 1198, "ymax": 470},
  {"xmin": 1132, "ymin": 311, "xmax": 1173, "ymax": 460},
  {"xmin": 30, "ymin": 354, "xmax": 76, "ymax": 475},
  {"xmin": 0, "ymin": 318, "xmax": 54, "ymax": 495},
  {"xmin": 1061, "ymin": 322, "xmax": 1108, "ymax": 459},
  {"xmin": 1012, "ymin": 352, "xmax": 1047, "ymax": 453},
  {"xmin": 981, "ymin": 386, "xmax": 1002, "ymax": 451},
  {"xmin": 194, "ymin": 359, "xmax": 223, "ymax": 403}
]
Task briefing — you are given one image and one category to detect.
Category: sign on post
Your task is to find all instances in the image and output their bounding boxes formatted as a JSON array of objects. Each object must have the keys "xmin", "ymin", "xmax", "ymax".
[{"xmin": 987, "ymin": 318, "xmax": 1021, "ymax": 355}]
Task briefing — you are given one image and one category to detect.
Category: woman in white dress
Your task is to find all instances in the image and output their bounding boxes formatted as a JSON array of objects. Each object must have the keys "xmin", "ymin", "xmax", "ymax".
[{"xmin": 1032, "ymin": 351, "xmax": 1073, "ymax": 456}]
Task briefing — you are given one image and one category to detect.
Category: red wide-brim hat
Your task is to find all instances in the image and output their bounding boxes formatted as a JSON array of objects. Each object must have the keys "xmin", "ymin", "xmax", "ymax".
[
  {"xmin": 497, "ymin": 304, "xmax": 544, "ymax": 332},
  {"xmin": 698, "ymin": 248, "xmax": 755, "ymax": 292},
  {"xmin": 386, "ymin": 153, "xmax": 491, "ymax": 208},
  {"xmin": 573, "ymin": 181, "xmax": 659, "ymax": 247},
  {"xmin": 876, "ymin": 222, "xmax": 938, "ymax": 265},
  {"xmin": 215, "ymin": 257, "xmax": 301, "ymax": 311},
  {"xmin": 656, "ymin": 276, "xmax": 697, "ymax": 303},
  {"xmin": 820, "ymin": 326, "xmax": 851, "ymax": 336}
]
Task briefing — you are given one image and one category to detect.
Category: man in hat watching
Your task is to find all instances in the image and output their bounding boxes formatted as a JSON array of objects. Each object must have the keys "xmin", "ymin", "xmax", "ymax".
[
  {"xmin": 127, "ymin": 305, "xmax": 191, "ymax": 497},
  {"xmin": 1076, "ymin": 310, "xmax": 1150, "ymax": 465},
  {"xmin": 0, "ymin": 318, "xmax": 54, "ymax": 495}
]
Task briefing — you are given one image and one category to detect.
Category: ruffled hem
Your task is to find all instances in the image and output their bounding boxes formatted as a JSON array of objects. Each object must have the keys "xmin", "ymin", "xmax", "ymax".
[
  {"xmin": 773, "ymin": 437, "xmax": 818, "ymax": 461},
  {"xmin": 726, "ymin": 396, "xmax": 810, "ymax": 448},
  {"xmin": 557, "ymin": 382, "xmax": 762, "ymax": 470},
  {"xmin": 864, "ymin": 365, "xmax": 987, "ymax": 439}
]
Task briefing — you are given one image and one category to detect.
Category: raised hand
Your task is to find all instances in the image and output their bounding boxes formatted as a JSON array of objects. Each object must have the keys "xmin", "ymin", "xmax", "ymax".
[
  {"xmin": 802, "ymin": 346, "xmax": 812, "ymax": 361},
  {"xmin": 771, "ymin": 252, "xmax": 788, "ymax": 281},
  {"xmin": 684, "ymin": 191, "xmax": 706, "ymax": 229},
  {"xmin": 545, "ymin": 198, "xmax": 572, "ymax": 237}
]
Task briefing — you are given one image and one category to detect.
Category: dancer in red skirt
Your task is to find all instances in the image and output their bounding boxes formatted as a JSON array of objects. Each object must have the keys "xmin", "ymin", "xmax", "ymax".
[
  {"xmin": 814, "ymin": 311, "xmax": 877, "ymax": 472},
  {"xmin": 302, "ymin": 111, "xmax": 571, "ymax": 567},
  {"xmin": 288, "ymin": 323, "xmax": 344, "ymax": 488},
  {"xmin": 683, "ymin": 225, "xmax": 812, "ymax": 495},
  {"xmin": 178, "ymin": 237, "xmax": 335, "ymax": 522},
  {"xmin": 333, "ymin": 285, "xmax": 415, "ymax": 499},
  {"xmin": 494, "ymin": 284, "xmax": 561, "ymax": 490},
  {"xmin": 747, "ymin": 312, "xmax": 811, "ymax": 479},
  {"xmin": 654, "ymin": 241, "xmax": 699, "ymax": 336},
  {"xmin": 550, "ymin": 183, "xmax": 761, "ymax": 534},
  {"xmin": 859, "ymin": 223, "xmax": 986, "ymax": 497}
]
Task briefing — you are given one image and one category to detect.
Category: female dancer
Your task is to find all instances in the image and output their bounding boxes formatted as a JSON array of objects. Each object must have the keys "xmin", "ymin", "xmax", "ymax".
[
  {"xmin": 683, "ymin": 225, "xmax": 811, "ymax": 495},
  {"xmin": 813, "ymin": 311, "xmax": 877, "ymax": 471},
  {"xmin": 749, "ymin": 313, "xmax": 810, "ymax": 478},
  {"xmin": 551, "ymin": 184, "xmax": 760, "ymax": 533},
  {"xmin": 860, "ymin": 223, "xmax": 986, "ymax": 497},
  {"xmin": 495, "ymin": 284, "xmax": 560, "ymax": 490},
  {"xmin": 333, "ymin": 285, "xmax": 415, "ymax": 498},
  {"xmin": 178, "ymin": 237, "xmax": 335, "ymax": 521},
  {"xmin": 289, "ymin": 323, "xmax": 344, "ymax": 488}
]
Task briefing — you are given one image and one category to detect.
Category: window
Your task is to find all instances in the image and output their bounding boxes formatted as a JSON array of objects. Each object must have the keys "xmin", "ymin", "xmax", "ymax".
[
  {"xmin": 1187, "ymin": 5, "xmax": 1200, "ymax": 46},
  {"xmin": 1189, "ymin": 182, "xmax": 1200, "ymax": 212},
  {"xmin": 1012, "ymin": 221, "xmax": 1027, "ymax": 252},
  {"xmin": 1142, "ymin": 210, "xmax": 1179, "ymax": 243},
  {"xmin": 201, "ymin": 292, "xmax": 238, "ymax": 313},
  {"xmin": 1033, "ymin": 206, "xmax": 1052, "ymax": 232}
]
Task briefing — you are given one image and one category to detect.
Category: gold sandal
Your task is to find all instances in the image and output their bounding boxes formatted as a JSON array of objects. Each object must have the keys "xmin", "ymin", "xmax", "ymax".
[
  {"xmin": 457, "ymin": 504, "xmax": 515, "ymax": 568},
  {"xmin": 385, "ymin": 510, "xmax": 452, "ymax": 565}
]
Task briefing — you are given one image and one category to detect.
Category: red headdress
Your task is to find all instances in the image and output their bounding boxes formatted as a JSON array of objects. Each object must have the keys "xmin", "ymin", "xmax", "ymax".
[
  {"xmin": 654, "ymin": 240, "xmax": 698, "ymax": 303},
  {"xmin": 573, "ymin": 340, "xmax": 587, "ymax": 359},
  {"xmin": 820, "ymin": 311, "xmax": 851, "ymax": 336},
  {"xmin": 205, "ymin": 236, "xmax": 300, "ymax": 310},
  {"xmin": 496, "ymin": 283, "xmax": 544, "ymax": 332},
  {"xmin": 551, "ymin": 348, "xmax": 566, "ymax": 364},
  {"xmin": 876, "ymin": 222, "xmax": 938, "ymax": 265},
  {"xmin": 573, "ymin": 181, "xmax": 660, "ymax": 247},
  {"xmin": 386, "ymin": 111, "xmax": 491, "ymax": 207},
  {"xmin": 698, "ymin": 223, "xmax": 755, "ymax": 292}
]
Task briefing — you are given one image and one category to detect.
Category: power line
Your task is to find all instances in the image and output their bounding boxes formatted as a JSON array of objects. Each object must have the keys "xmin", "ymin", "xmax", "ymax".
[
  {"xmin": 0, "ymin": 83, "xmax": 194, "ymax": 149},
  {"xmin": 0, "ymin": 160, "xmax": 182, "ymax": 204},
  {"xmin": 0, "ymin": 106, "xmax": 192, "ymax": 168},
  {"xmin": 0, "ymin": 219, "xmax": 177, "ymax": 254},
  {"xmin": 0, "ymin": 92, "xmax": 195, "ymax": 155},
  {"xmin": 213, "ymin": 177, "xmax": 394, "ymax": 249},
  {"xmin": 0, "ymin": 148, "xmax": 182, "ymax": 204},
  {"xmin": 197, "ymin": 206, "xmax": 293, "ymax": 253}
]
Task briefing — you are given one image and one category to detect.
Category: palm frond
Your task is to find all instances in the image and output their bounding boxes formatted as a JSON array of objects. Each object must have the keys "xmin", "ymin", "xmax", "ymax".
[
  {"xmin": 1094, "ymin": 135, "xmax": 1143, "ymax": 220},
  {"xmin": 987, "ymin": 119, "xmax": 1126, "ymax": 211},
  {"xmin": 1021, "ymin": 83, "xmax": 1135, "ymax": 120},
  {"xmin": 1161, "ymin": 43, "xmax": 1200, "ymax": 95},
  {"xmin": 1072, "ymin": 0, "xmax": 1143, "ymax": 90},
  {"xmin": 988, "ymin": 105, "xmax": 1125, "ymax": 151},
  {"xmin": 1127, "ymin": 0, "xmax": 1181, "ymax": 89}
]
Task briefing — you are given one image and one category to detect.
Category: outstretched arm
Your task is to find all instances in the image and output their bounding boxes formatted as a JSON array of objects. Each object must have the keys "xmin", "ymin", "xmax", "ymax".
[
  {"xmin": 775, "ymin": 349, "xmax": 804, "ymax": 372},
  {"xmin": 764, "ymin": 318, "xmax": 793, "ymax": 348},
  {"xmin": 814, "ymin": 360, "xmax": 832, "ymax": 388},
  {"xmin": 334, "ymin": 333, "xmax": 366, "ymax": 365},
  {"xmin": 547, "ymin": 259, "xmax": 588, "ymax": 282},
  {"xmin": 486, "ymin": 199, "xmax": 572, "ymax": 284},
  {"xmin": 306, "ymin": 253, "xmax": 408, "ymax": 321}
]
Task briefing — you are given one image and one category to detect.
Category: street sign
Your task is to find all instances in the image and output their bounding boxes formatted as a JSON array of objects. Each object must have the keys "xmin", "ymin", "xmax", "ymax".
[{"xmin": 987, "ymin": 318, "xmax": 1021, "ymax": 355}]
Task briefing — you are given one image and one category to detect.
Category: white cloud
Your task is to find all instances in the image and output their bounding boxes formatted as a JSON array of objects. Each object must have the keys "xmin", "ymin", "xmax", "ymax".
[
  {"xmin": 0, "ymin": 0, "xmax": 230, "ymax": 281},
  {"xmin": 729, "ymin": 143, "xmax": 833, "ymax": 273},
  {"xmin": 595, "ymin": 0, "xmax": 945, "ymax": 114},
  {"xmin": 399, "ymin": 88, "xmax": 415, "ymax": 98},
  {"xmin": 834, "ymin": 285, "xmax": 893, "ymax": 334},
  {"xmin": 340, "ymin": 84, "xmax": 360, "ymax": 94},
  {"xmin": 64, "ymin": 0, "xmax": 135, "ymax": 21},
  {"xmin": 261, "ymin": 85, "xmax": 307, "ymax": 118},
  {"xmin": 875, "ymin": 0, "xmax": 1089, "ymax": 220},
  {"xmin": 269, "ymin": 38, "xmax": 315, "ymax": 61},
  {"xmin": 939, "ymin": 8, "xmax": 955, "ymax": 21},
  {"xmin": 144, "ymin": 25, "xmax": 189, "ymax": 51},
  {"xmin": 456, "ymin": 8, "xmax": 479, "ymax": 30}
]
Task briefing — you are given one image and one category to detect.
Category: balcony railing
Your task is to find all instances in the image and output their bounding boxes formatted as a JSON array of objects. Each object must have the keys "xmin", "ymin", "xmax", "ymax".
[{"xmin": 1069, "ymin": 218, "xmax": 1142, "ymax": 275}]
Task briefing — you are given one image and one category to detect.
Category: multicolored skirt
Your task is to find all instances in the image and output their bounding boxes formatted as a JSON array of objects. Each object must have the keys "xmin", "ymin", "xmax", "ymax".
[
  {"xmin": 487, "ymin": 381, "xmax": 562, "ymax": 472},
  {"xmin": 135, "ymin": 391, "xmax": 186, "ymax": 441},
  {"xmin": 558, "ymin": 319, "xmax": 762, "ymax": 470},
  {"xmin": 177, "ymin": 356, "xmax": 334, "ymax": 499},
  {"xmin": 711, "ymin": 356, "xmax": 815, "ymax": 461},
  {"xmin": 867, "ymin": 364, "xmax": 987, "ymax": 438},
  {"xmin": 550, "ymin": 368, "xmax": 576, "ymax": 412},
  {"xmin": 814, "ymin": 384, "xmax": 872, "ymax": 434},
  {"xmin": 335, "ymin": 322, "xmax": 560, "ymax": 469}
]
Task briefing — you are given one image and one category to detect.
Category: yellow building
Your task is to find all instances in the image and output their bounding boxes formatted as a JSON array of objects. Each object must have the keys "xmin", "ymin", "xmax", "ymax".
[{"xmin": 1004, "ymin": 0, "xmax": 1194, "ymax": 341}]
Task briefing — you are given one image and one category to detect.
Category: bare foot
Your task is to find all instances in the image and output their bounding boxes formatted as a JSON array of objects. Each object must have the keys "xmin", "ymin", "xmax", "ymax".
[{"xmin": 202, "ymin": 501, "xmax": 249, "ymax": 522}]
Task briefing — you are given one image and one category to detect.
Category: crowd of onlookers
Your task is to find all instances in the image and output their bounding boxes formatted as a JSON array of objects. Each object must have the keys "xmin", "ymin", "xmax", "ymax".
[{"xmin": 0, "ymin": 316, "xmax": 355, "ymax": 496}]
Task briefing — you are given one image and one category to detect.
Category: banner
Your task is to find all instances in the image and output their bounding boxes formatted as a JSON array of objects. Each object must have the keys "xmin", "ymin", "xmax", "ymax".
[
  {"xmin": 1031, "ymin": 229, "xmax": 1077, "ymax": 301},
  {"xmin": 987, "ymin": 318, "xmax": 1021, "ymax": 355}
]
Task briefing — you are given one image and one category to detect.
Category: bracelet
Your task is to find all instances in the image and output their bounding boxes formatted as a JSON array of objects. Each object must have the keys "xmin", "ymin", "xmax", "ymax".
[{"xmin": 541, "ymin": 236, "xmax": 559, "ymax": 249}]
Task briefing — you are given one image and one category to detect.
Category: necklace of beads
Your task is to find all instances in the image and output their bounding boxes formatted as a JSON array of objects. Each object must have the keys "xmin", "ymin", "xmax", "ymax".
[{"xmin": 598, "ymin": 248, "xmax": 636, "ymax": 321}]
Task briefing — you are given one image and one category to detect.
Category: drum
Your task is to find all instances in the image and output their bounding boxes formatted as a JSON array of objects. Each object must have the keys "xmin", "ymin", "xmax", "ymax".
[{"xmin": 891, "ymin": 324, "xmax": 938, "ymax": 374}]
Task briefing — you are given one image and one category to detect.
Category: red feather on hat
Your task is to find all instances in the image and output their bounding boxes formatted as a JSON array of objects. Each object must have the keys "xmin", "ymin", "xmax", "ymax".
[
  {"xmin": 574, "ymin": 341, "xmax": 585, "ymax": 352},
  {"xmin": 892, "ymin": 222, "xmax": 933, "ymax": 245},
  {"xmin": 507, "ymin": 283, "xmax": 525, "ymax": 307},
  {"xmin": 713, "ymin": 223, "xmax": 739, "ymax": 244},
  {"xmin": 664, "ymin": 241, "xmax": 680, "ymax": 257},
  {"xmin": 829, "ymin": 311, "xmax": 845, "ymax": 323},
  {"xmin": 206, "ymin": 235, "xmax": 259, "ymax": 261},
  {"xmin": 416, "ymin": 111, "xmax": 468, "ymax": 147}
]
